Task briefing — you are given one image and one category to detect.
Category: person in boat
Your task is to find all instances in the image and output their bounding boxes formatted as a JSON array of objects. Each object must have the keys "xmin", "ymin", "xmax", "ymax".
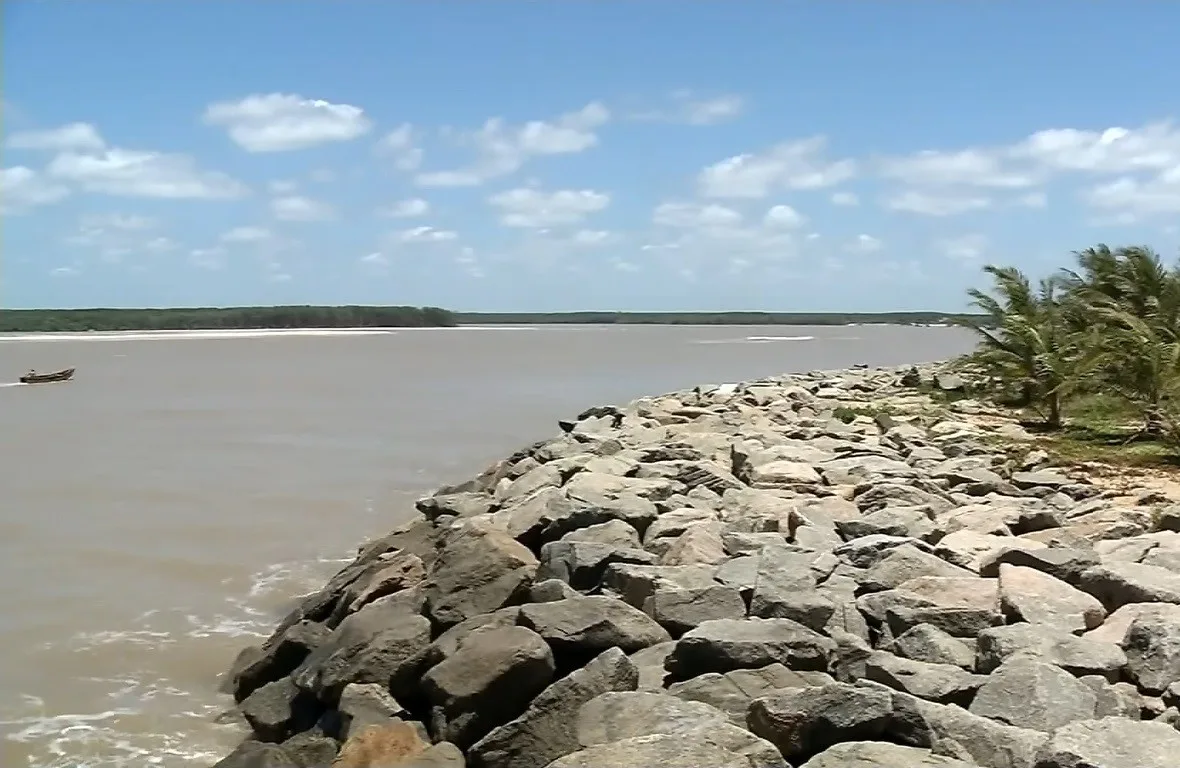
[{"xmin": 27, "ymin": 369, "xmax": 35, "ymax": 377}]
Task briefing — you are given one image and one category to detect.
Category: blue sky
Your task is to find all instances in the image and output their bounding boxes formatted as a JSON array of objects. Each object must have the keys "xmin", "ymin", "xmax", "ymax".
[{"xmin": 4, "ymin": 1, "xmax": 1180, "ymax": 312}]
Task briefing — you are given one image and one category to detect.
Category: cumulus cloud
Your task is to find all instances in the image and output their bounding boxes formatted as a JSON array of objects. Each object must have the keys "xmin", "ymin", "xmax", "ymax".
[
  {"xmin": 938, "ymin": 233, "xmax": 988, "ymax": 262},
  {"xmin": 220, "ymin": 226, "xmax": 273, "ymax": 243},
  {"xmin": 698, "ymin": 136, "xmax": 856, "ymax": 198},
  {"xmin": 394, "ymin": 225, "xmax": 458, "ymax": 243},
  {"xmin": 378, "ymin": 198, "xmax": 430, "ymax": 218},
  {"xmin": 203, "ymin": 93, "xmax": 373, "ymax": 152},
  {"xmin": 653, "ymin": 201, "xmax": 743, "ymax": 229},
  {"xmin": 0, "ymin": 166, "xmax": 71, "ymax": 213},
  {"xmin": 416, "ymin": 102, "xmax": 609, "ymax": 187},
  {"xmin": 632, "ymin": 91, "xmax": 745, "ymax": 125},
  {"xmin": 763, "ymin": 204, "xmax": 806, "ymax": 228},
  {"xmin": 885, "ymin": 190, "xmax": 992, "ymax": 216},
  {"xmin": 48, "ymin": 148, "xmax": 248, "ymax": 198},
  {"xmin": 7, "ymin": 122, "xmax": 106, "ymax": 152},
  {"xmin": 830, "ymin": 191, "xmax": 859, "ymax": 206},
  {"xmin": 488, "ymin": 187, "xmax": 610, "ymax": 228},
  {"xmin": 848, "ymin": 234, "xmax": 883, "ymax": 253},
  {"xmin": 376, "ymin": 123, "xmax": 424, "ymax": 171},
  {"xmin": 271, "ymin": 195, "xmax": 335, "ymax": 221}
]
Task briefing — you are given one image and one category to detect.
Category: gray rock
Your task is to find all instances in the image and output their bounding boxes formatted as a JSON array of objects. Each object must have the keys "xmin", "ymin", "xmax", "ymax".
[
  {"xmin": 643, "ymin": 584, "xmax": 746, "ymax": 636},
  {"xmin": 666, "ymin": 617, "xmax": 836, "ymax": 679},
  {"xmin": 668, "ymin": 663, "xmax": 834, "ymax": 725},
  {"xmin": 211, "ymin": 741, "xmax": 298, "ymax": 768},
  {"xmin": 834, "ymin": 534, "xmax": 932, "ymax": 568},
  {"xmin": 862, "ymin": 545, "xmax": 978, "ymax": 592},
  {"xmin": 1122, "ymin": 610, "xmax": 1180, "ymax": 694},
  {"xmin": 518, "ymin": 596, "xmax": 670, "ymax": 662},
  {"xmin": 422, "ymin": 528, "xmax": 539, "ymax": 629},
  {"xmin": 865, "ymin": 652, "xmax": 985, "ymax": 706},
  {"xmin": 425, "ymin": 607, "xmax": 522, "ymax": 666},
  {"xmin": 536, "ymin": 541, "xmax": 657, "ymax": 591},
  {"xmin": 886, "ymin": 624, "xmax": 976, "ymax": 670},
  {"xmin": 229, "ymin": 620, "xmax": 330, "ymax": 703},
  {"xmin": 976, "ymin": 624, "xmax": 1127, "ymax": 678},
  {"xmin": 560, "ymin": 519, "xmax": 642, "ymax": 549},
  {"xmin": 969, "ymin": 658, "xmax": 1097, "ymax": 732},
  {"xmin": 468, "ymin": 647, "xmax": 638, "ymax": 768},
  {"xmin": 336, "ymin": 682, "xmax": 406, "ymax": 741},
  {"xmin": 529, "ymin": 579, "xmax": 580, "ymax": 602},
  {"xmin": 998, "ymin": 564, "xmax": 1106, "ymax": 634},
  {"xmin": 627, "ymin": 641, "xmax": 675, "ymax": 691},
  {"xmin": 545, "ymin": 731, "xmax": 787, "ymax": 768},
  {"xmin": 1077, "ymin": 561, "xmax": 1180, "ymax": 611},
  {"xmin": 1032, "ymin": 717, "xmax": 1180, "ymax": 768},
  {"xmin": 600, "ymin": 563, "xmax": 717, "ymax": 609},
  {"xmin": 574, "ymin": 691, "xmax": 784, "ymax": 767},
  {"xmin": 879, "ymin": 684, "xmax": 1049, "ymax": 768},
  {"xmin": 291, "ymin": 598, "xmax": 432, "ymax": 702},
  {"xmin": 978, "ymin": 547, "xmax": 1099, "ymax": 584},
  {"xmin": 747, "ymin": 682, "xmax": 893, "ymax": 762},
  {"xmin": 800, "ymin": 741, "xmax": 982, "ymax": 768},
  {"xmin": 240, "ymin": 678, "xmax": 318, "ymax": 743},
  {"xmin": 277, "ymin": 731, "xmax": 338, "ymax": 767},
  {"xmin": 421, "ymin": 625, "xmax": 556, "ymax": 749}
]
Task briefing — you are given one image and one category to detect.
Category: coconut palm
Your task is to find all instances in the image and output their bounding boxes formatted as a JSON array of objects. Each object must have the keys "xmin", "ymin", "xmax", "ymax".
[{"xmin": 959, "ymin": 264, "xmax": 1091, "ymax": 429}]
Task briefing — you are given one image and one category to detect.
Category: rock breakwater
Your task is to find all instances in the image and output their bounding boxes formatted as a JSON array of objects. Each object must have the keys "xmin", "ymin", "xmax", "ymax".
[{"xmin": 212, "ymin": 363, "xmax": 1180, "ymax": 768}]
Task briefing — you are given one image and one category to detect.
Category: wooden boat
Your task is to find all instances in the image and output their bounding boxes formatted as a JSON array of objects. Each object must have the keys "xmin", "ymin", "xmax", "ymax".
[{"xmin": 19, "ymin": 368, "xmax": 75, "ymax": 384}]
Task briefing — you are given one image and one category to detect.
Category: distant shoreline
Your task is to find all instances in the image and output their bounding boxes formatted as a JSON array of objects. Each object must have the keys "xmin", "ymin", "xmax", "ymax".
[{"xmin": 0, "ymin": 306, "xmax": 985, "ymax": 333}]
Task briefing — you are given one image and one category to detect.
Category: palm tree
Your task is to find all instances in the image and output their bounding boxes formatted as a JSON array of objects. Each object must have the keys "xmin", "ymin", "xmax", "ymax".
[
  {"xmin": 1063, "ymin": 246, "xmax": 1180, "ymax": 437},
  {"xmin": 959, "ymin": 265, "xmax": 1090, "ymax": 429}
]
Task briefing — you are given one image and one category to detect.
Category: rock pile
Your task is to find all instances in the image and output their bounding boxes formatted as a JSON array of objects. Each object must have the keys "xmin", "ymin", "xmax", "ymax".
[{"xmin": 211, "ymin": 363, "xmax": 1180, "ymax": 768}]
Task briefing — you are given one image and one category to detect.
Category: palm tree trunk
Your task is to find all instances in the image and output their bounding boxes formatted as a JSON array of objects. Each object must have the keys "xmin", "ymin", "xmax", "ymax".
[{"xmin": 1046, "ymin": 391, "xmax": 1062, "ymax": 430}]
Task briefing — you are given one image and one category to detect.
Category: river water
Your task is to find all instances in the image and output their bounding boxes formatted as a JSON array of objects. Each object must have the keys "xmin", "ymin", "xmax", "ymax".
[{"xmin": 0, "ymin": 323, "xmax": 975, "ymax": 767}]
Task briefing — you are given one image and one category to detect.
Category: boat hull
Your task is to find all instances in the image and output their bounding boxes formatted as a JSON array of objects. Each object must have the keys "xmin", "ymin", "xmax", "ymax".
[{"xmin": 19, "ymin": 368, "xmax": 75, "ymax": 384}]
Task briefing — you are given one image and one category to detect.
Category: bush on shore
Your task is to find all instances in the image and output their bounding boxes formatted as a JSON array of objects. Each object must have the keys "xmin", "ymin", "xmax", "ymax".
[{"xmin": 957, "ymin": 244, "xmax": 1180, "ymax": 461}]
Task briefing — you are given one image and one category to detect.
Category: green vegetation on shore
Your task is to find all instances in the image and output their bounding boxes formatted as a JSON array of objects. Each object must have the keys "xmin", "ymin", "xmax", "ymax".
[
  {"xmin": 0, "ymin": 308, "xmax": 988, "ymax": 333},
  {"xmin": 456, "ymin": 310, "xmax": 986, "ymax": 326},
  {"xmin": 0, "ymin": 305, "xmax": 457, "ymax": 333},
  {"xmin": 955, "ymin": 244, "xmax": 1180, "ymax": 467}
]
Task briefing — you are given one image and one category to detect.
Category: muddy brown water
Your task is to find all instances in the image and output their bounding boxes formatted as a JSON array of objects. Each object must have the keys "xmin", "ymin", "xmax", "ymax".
[{"xmin": 0, "ymin": 323, "xmax": 975, "ymax": 767}]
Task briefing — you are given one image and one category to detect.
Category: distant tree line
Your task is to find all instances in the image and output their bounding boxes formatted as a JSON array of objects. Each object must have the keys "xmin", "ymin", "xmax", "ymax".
[
  {"xmin": 0, "ymin": 305, "xmax": 458, "ymax": 333},
  {"xmin": 455, "ymin": 311, "xmax": 987, "ymax": 326}
]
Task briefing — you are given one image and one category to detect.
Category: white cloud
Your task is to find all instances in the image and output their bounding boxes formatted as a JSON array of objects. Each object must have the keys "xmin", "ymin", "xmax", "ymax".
[
  {"xmin": 416, "ymin": 102, "xmax": 609, "ymax": 187},
  {"xmin": 0, "ymin": 166, "xmax": 71, "ymax": 213},
  {"xmin": 571, "ymin": 229, "xmax": 611, "ymax": 246},
  {"xmin": 189, "ymin": 247, "xmax": 225, "ymax": 270},
  {"xmin": 50, "ymin": 265, "xmax": 80, "ymax": 278},
  {"xmin": 634, "ymin": 92, "xmax": 745, "ymax": 125},
  {"xmin": 1084, "ymin": 171, "xmax": 1180, "ymax": 220},
  {"xmin": 938, "ymin": 233, "xmax": 988, "ymax": 262},
  {"xmin": 885, "ymin": 190, "xmax": 992, "ymax": 216},
  {"xmin": 269, "ymin": 180, "xmax": 299, "ymax": 194},
  {"xmin": 830, "ymin": 191, "xmax": 859, "ymax": 206},
  {"xmin": 879, "ymin": 148, "xmax": 1035, "ymax": 189},
  {"xmin": 376, "ymin": 123, "xmax": 424, "ymax": 171},
  {"xmin": 65, "ymin": 212, "xmax": 168, "ymax": 260},
  {"xmin": 220, "ymin": 226, "xmax": 273, "ymax": 243},
  {"xmin": 378, "ymin": 198, "xmax": 430, "ymax": 218},
  {"xmin": 48, "ymin": 149, "xmax": 248, "ymax": 198},
  {"xmin": 7, "ymin": 122, "xmax": 105, "ymax": 152},
  {"xmin": 698, "ymin": 136, "xmax": 856, "ymax": 198},
  {"xmin": 653, "ymin": 201, "xmax": 743, "ymax": 229},
  {"xmin": 359, "ymin": 251, "xmax": 389, "ymax": 271},
  {"xmin": 395, "ymin": 225, "xmax": 458, "ymax": 243},
  {"xmin": 849, "ymin": 234, "xmax": 883, "ymax": 253},
  {"xmin": 489, "ymin": 187, "xmax": 610, "ymax": 228},
  {"xmin": 203, "ymin": 93, "xmax": 372, "ymax": 152},
  {"xmin": 1016, "ymin": 191, "xmax": 1048, "ymax": 208},
  {"xmin": 879, "ymin": 122, "xmax": 1180, "ymax": 196},
  {"xmin": 763, "ymin": 204, "xmax": 806, "ymax": 228},
  {"xmin": 271, "ymin": 194, "xmax": 334, "ymax": 221}
]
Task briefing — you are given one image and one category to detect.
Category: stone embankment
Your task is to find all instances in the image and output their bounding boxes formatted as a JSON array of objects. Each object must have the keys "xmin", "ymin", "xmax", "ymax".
[{"xmin": 212, "ymin": 363, "xmax": 1180, "ymax": 768}]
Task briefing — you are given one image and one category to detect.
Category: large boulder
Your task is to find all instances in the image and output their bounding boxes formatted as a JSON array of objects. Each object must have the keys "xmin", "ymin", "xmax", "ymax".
[
  {"xmin": 800, "ymin": 741, "xmax": 983, "ymax": 768},
  {"xmin": 665, "ymin": 618, "xmax": 836, "ymax": 680},
  {"xmin": 467, "ymin": 647, "xmax": 638, "ymax": 768},
  {"xmin": 1033, "ymin": 717, "xmax": 1180, "ymax": 768},
  {"xmin": 420, "ymin": 625, "xmax": 556, "ymax": 749},
  {"xmin": 747, "ymin": 682, "xmax": 893, "ymax": 763},
  {"xmin": 517, "ymin": 596, "xmax": 670, "ymax": 667},
  {"xmin": 422, "ymin": 528, "xmax": 539, "ymax": 629}
]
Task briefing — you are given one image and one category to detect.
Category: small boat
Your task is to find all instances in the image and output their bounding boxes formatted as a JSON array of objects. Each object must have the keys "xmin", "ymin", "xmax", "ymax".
[{"xmin": 20, "ymin": 368, "xmax": 76, "ymax": 384}]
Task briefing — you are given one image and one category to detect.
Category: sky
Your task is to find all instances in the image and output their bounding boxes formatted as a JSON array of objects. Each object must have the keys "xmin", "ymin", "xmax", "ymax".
[{"xmin": 3, "ymin": 2, "xmax": 1180, "ymax": 312}]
